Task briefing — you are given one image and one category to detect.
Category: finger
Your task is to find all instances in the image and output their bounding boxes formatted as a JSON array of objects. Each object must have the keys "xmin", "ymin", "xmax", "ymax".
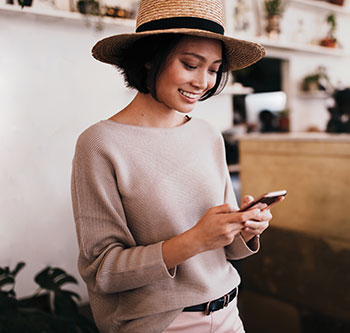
[
  {"xmin": 244, "ymin": 220, "xmax": 269, "ymax": 231},
  {"xmin": 210, "ymin": 203, "xmax": 232, "ymax": 214},
  {"xmin": 225, "ymin": 209, "xmax": 261, "ymax": 223},
  {"xmin": 254, "ymin": 209, "xmax": 272, "ymax": 222},
  {"xmin": 241, "ymin": 195, "xmax": 254, "ymax": 208},
  {"xmin": 227, "ymin": 223, "xmax": 245, "ymax": 233}
]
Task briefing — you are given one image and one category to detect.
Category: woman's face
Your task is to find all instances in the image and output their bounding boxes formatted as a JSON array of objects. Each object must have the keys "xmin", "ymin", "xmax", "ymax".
[{"xmin": 155, "ymin": 36, "xmax": 223, "ymax": 114}]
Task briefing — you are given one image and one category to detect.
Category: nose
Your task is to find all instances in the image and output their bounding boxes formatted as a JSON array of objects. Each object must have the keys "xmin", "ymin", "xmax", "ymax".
[{"xmin": 191, "ymin": 69, "xmax": 208, "ymax": 90}]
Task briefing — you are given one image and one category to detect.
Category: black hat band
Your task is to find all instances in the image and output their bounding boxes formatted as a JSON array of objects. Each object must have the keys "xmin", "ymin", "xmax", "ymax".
[{"xmin": 136, "ymin": 17, "xmax": 225, "ymax": 35}]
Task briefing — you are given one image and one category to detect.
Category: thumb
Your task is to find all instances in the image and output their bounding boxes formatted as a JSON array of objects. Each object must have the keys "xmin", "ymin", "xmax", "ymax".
[{"xmin": 241, "ymin": 195, "xmax": 254, "ymax": 209}]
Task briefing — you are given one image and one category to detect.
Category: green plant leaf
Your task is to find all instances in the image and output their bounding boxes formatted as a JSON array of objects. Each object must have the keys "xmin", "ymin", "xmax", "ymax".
[
  {"xmin": 50, "ymin": 267, "xmax": 67, "ymax": 279},
  {"xmin": 18, "ymin": 0, "xmax": 25, "ymax": 9},
  {"xmin": 12, "ymin": 262, "xmax": 25, "ymax": 277},
  {"xmin": 60, "ymin": 290, "xmax": 81, "ymax": 301},
  {"xmin": 0, "ymin": 276, "xmax": 14, "ymax": 288},
  {"xmin": 35, "ymin": 267, "xmax": 78, "ymax": 291},
  {"xmin": 0, "ymin": 266, "xmax": 10, "ymax": 276},
  {"xmin": 53, "ymin": 290, "xmax": 78, "ymax": 315},
  {"xmin": 34, "ymin": 267, "xmax": 53, "ymax": 289},
  {"xmin": 55, "ymin": 275, "xmax": 78, "ymax": 287}
]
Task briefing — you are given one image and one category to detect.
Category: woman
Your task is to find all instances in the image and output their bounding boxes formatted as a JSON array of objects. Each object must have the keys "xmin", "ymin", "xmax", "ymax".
[{"xmin": 71, "ymin": 0, "xmax": 271, "ymax": 332}]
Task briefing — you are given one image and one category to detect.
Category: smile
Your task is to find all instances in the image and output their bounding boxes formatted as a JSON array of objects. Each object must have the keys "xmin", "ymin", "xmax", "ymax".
[{"xmin": 178, "ymin": 89, "xmax": 201, "ymax": 99}]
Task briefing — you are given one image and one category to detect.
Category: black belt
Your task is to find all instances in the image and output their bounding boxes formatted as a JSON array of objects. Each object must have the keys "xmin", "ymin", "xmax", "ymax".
[{"xmin": 183, "ymin": 288, "xmax": 237, "ymax": 315}]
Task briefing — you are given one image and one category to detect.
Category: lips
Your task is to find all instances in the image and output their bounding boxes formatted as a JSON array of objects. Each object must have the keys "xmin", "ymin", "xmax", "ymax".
[{"xmin": 178, "ymin": 89, "xmax": 202, "ymax": 100}]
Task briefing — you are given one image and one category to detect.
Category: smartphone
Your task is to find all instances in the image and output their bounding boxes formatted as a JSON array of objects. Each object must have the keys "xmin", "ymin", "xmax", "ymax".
[{"xmin": 238, "ymin": 190, "xmax": 287, "ymax": 212}]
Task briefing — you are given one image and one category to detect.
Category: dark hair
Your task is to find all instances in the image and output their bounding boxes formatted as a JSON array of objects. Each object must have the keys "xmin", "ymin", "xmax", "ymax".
[{"xmin": 115, "ymin": 34, "xmax": 228, "ymax": 101}]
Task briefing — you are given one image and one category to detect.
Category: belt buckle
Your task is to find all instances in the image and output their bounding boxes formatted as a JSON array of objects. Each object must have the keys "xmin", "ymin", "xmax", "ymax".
[
  {"xmin": 205, "ymin": 300, "xmax": 213, "ymax": 315},
  {"xmin": 223, "ymin": 294, "xmax": 230, "ymax": 308},
  {"xmin": 205, "ymin": 293, "xmax": 230, "ymax": 316}
]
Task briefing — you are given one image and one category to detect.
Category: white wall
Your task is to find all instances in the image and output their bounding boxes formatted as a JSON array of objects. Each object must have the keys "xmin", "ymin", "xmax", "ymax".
[{"xmin": 0, "ymin": 10, "xmax": 136, "ymax": 301}]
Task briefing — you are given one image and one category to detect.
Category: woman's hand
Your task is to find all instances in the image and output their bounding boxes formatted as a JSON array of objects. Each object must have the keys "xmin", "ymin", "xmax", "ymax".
[
  {"xmin": 239, "ymin": 195, "xmax": 273, "ymax": 243},
  {"xmin": 190, "ymin": 204, "xmax": 261, "ymax": 252},
  {"xmin": 162, "ymin": 203, "xmax": 261, "ymax": 269}
]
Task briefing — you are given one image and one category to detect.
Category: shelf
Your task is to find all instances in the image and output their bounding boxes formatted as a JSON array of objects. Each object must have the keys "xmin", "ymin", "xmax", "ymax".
[
  {"xmin": 0, "ymin": 3, "xmax": 136, "ymax": 27},
  {"xmin": 253, "ymin": 37, "xmax": 350, "ymax": 57},
  {"xmin": 290, "ymin": 0, "xmax": 350, "ymax": 15},
  {"xmin": 2, "ymin": 3, "xmax": 348, "ymax": 57}
]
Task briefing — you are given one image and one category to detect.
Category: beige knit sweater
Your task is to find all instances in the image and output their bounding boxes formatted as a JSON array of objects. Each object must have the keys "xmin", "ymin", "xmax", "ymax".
[{"xmin": 71, "ymin": 117, "xmax": 259, "ymax": 332}]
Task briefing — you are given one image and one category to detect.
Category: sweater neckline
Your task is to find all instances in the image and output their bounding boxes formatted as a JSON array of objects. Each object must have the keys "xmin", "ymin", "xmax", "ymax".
[{"xmin": 101, "ymin": 116, "xmax": 193, "ymax": 132}]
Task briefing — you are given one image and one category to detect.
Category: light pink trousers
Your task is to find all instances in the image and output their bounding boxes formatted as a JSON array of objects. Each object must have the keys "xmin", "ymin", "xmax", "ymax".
[{"xmin": 165, "ymin": 298, "xmax": 245, "ymax": 333}]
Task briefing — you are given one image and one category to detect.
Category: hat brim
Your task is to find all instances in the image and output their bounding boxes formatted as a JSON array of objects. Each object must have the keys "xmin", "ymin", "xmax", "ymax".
[{"xmin": 92, "ymin": 28, "xmax": 266, "ymax": 72}]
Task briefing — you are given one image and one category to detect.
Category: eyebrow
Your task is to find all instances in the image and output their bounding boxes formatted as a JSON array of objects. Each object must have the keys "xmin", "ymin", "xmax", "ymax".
[{"xmin": 181, "ymin": 52, "xmax": 222, "ymax": 64}]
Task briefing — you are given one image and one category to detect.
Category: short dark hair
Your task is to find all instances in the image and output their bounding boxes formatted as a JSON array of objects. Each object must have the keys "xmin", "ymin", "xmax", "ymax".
[{"xmin": 114, "ymin": 34, "xmax": 228, "ymax": 101}]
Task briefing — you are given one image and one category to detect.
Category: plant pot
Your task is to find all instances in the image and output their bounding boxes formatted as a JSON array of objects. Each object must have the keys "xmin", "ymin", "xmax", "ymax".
[
  {"xmin": 302, "ymin": 81, "xmax": 319, "ymax": 92},
  {"xmin": 278, "ymin": 115, "xmax": 289, "ymax": 132},
  {"xmin": 77, "ymin": 0, "xmax": 100, "ymax": 15},
  {"xmin": 328, "ymin": 0, "xmax": 344, "ymax": 6},
  {"xmin": 266, "ymin": 15, "xmax": 281, "ymax": 39},
  {"xmin": 18, "ymin": 0, "xmax": 33, "ymax": 7},
  {"xmin": 320, "ymin": 37, "xmax": 337, "ymax": 48}
]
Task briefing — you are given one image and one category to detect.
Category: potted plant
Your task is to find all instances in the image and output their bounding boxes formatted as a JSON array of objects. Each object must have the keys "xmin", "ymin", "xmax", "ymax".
[
  {"xmin": 320, "ymin": 13, "xmax": 337, "ymax": 48},
  {"xmin": 18, "ymin": 0, "xmax": 33, "ymax": 7},
  {"xmin": 328, "ymin": 0, "xmax": 344, "ymax": 6},
  {"xmin": 77, "ymin": 0, "xmax": 100, "ymax": 16},
  {"xmin": 0, "ymin": 262, "xmax": 98, "ymax": 332},
  {"xmin": 263, "ymin": 0, "xmax": 287, "ymax": 39},
  {"xmin": 301, "ymin": 66, "xmax": 332, "ymax": 95}
]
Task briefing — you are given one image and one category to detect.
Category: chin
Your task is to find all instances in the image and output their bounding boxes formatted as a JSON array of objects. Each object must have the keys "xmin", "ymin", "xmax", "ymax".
[
  {"xmin": 176, "ymin": 108, "xmax": 194, "ymax": 114},
  {"xmin": 176, "ymin": 103, "xmax": 197, "ymax": 113}
]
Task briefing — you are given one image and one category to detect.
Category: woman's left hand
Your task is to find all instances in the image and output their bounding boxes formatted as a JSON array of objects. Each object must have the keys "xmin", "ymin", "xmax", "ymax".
[{"xmin": 239, "ymin": 195, "xmax": 272, "ymax": 243}]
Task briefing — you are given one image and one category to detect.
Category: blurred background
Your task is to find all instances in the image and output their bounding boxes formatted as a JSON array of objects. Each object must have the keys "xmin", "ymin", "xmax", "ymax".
[{"xmin": 1, "ymin": 0, "xmax": 349, "ymax": 331}]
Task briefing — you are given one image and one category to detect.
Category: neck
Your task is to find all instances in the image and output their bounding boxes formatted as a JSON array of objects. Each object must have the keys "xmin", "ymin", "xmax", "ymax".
[{"xmin": 112, "ymin": 93, "xmax": 187, "ymax": 128}]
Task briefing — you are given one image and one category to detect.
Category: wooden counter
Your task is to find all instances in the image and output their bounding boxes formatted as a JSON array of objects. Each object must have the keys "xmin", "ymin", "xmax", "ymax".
[
  {"xmin": 238, "ymin": 133, "xmax": 350, "ymax": 326},
  {"xmin": 239, "ymin": 133, "xmax": 350, "ymax": 250}
]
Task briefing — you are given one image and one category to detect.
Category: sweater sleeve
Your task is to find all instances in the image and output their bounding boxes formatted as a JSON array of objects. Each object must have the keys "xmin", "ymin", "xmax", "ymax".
[
  {"xmin": 222, "ymin": 164, "xmax": 260, "ymax": 260},
  {"xmin": 71, "ymin": 133, "xmax": 175, "ymax": 295}
]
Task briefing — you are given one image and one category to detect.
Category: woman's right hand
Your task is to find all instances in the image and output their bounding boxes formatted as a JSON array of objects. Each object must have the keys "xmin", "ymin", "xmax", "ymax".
[
  {"xmin": 190, "ymin": 204, "xmax": 261, "ymax": 253},
  {"xmin": 162, "ymin": 203, "xmax": 261, "ymax": 269}
]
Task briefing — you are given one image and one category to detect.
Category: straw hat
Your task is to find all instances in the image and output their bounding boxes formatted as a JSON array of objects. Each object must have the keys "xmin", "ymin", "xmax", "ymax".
[{"xmin": 92, "ymin": 0, "xmax": 265, "ymax": 71}]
